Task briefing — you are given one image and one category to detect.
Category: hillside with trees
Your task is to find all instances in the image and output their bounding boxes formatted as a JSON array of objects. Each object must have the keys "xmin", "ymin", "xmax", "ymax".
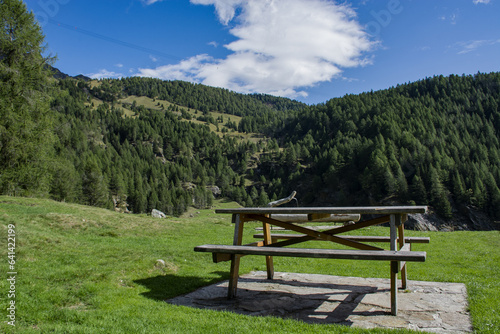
[
  {"xmin": 33, "ymin": 72, "xmax": 500, "ymax": 230},
  {"xmin": 271, "ymin": 73, "xmax": 500, "ymax": 225},
  {"xmin": 49, "ymin": 77, "xmax": 280, "ymax": 215},
  {"xmin": 1, "ymin": 0, "xmax": 499, "ymax": 229}
]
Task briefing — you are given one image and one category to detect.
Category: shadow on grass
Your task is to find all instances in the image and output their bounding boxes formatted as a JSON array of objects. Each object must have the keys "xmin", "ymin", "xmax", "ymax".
[{"xmin": 134, "ymin": 272, "xmax": 227, "ymax": 301}]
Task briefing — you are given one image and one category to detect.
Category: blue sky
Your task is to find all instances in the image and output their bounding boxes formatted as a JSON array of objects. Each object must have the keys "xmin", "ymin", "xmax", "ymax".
[{"xmin": 24, "ymin": 0, "xmax": 500, "ymax": 104}]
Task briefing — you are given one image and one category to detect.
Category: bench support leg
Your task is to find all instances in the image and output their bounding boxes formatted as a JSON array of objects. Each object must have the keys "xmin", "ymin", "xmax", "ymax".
[
  {"xmin": 228, "ymin": 214, "xmax": 245, "ymax": 299},
  {"xmin": 390, "ymin": 262, "xmax": 398, "ymax": 316},
  {"xmin": 263, "ymin": 220, "xmax": 274, "ymax": 280}
]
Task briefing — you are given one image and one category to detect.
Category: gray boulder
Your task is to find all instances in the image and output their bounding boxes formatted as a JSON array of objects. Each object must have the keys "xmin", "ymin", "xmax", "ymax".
[{"xmin": 151, "ymin": 209, "xmax": 166, "ymax": 218}]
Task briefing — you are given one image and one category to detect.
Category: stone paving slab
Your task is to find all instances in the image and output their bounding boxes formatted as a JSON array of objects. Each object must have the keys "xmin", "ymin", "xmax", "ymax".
[{"xmin": 167, "ymin": 271, "xmax": 472, "ymax": 333}]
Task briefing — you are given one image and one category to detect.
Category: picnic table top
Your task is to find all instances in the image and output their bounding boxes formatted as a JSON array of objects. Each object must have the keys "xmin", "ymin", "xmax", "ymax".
[{"xmin": 215, "ymin": 206, "xmax": 428, "ymax": 215}]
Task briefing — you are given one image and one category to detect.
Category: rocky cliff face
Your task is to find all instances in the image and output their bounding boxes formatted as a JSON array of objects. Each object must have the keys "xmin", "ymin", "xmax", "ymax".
[{"xmin": 406, "ymin": 206, "xmax": 499, "ymax": 231}]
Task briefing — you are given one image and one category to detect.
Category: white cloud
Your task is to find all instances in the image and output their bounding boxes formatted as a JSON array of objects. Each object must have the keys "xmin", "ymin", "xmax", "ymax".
[
  {"xmin": 87, "ymin": 69, "xmax": 123, "ymax": 79},
  {"xmin": 456, "ymin": 39, "xmax": 500, "ymax": 54},
  {"xmin": 115, "ymin": 63, "xmax": 124, "ymax": 68},
  {"xmin": 473, "ymin": 0, "xmax": 491, "ymax": 4},
  {"xmin": 191, "ymin": 0, "xmax": 246, "ymax": 25},
  {"xmin": 137, "ymin": 0, "xmax": 375, "ymax": 98},
  {"xmin": 341, "ymin": 76, "xmax": 359, "ymax": 83},
  {"xmin": 141, "ymin": 0, "xmax": 163, "ymax": 5},
  {"xmin": 138, "ymin": 54, "xmax": 213, "ymax": 82},
  {"xmin": 439, "ymin": 8, "xmax": 460, "ymax": 25},
  {"xmin": 450, "ymin": 10, "xmax": 459, "ymax": 25},
  {"xmin": 149, "ymin": 55, "xmax": 158, "ymax": 62}
]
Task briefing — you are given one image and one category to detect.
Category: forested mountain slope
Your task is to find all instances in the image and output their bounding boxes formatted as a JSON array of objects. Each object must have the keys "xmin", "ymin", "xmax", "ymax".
[
  {"xmin": 97, "ymin": 77, "xmax": 306, "ymax": 134},
  {"xmin": 272, "ymin": 73, "xmax": 500, "ymax": 227},
  {"xmin": 49, "ymin": 78, "xmax": 281, "ymax": 215},
  {"xmin": 43, "ymin": 72, "xmax": 500, "ymax": 231}
]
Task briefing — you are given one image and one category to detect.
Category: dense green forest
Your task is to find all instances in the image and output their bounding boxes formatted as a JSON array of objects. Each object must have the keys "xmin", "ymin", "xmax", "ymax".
[
  {"xmin": 12, "ymin": 71, "xmax": 500, "ymax": 224},
  {"xmin": 2, "ymin": 0, "xmax": 500, "ymax": 228},
  {"xmin": 48, "ymin": 77, "xmax": 282, "ymax": 215},
  {"xmin": 275, "ymin": 73, "xmax": 500, "ymax": 220}
]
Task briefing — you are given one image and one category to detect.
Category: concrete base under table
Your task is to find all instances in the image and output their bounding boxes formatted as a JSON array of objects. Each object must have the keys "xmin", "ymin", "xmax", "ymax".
[{"xmin": 167, "ymin": 271, "xmax": 472, "ymax": 333}]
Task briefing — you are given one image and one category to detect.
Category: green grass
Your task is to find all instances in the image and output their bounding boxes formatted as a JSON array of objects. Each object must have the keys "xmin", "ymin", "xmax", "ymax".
[{"xmin": 0, "ymin": 196, "xmax": 499, "ymax": 333}]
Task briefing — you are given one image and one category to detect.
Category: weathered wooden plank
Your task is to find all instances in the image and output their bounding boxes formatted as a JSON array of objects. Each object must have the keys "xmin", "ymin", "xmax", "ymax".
[
  {"xmin": 216, "ymin": 206, "xmax": 428, "ymax": 215},
  {"xmin": 255, "ymin": 225, "xmax": 334, "ymax": 231},
  {"xmin": 252, "ymin": 234, "xmax": 430, "ymax": 244},
  {"xmin": 390, "ymin": 214, "xmax": 400, "ymax": 251},
  {"xmin": 399, "ymin": 243, "xmax": 411, "ymax": 252},
  {"xmin": 194, "ymin": 245, "xmax": 427, "ymax": 262},
  {"xmin": 249, "ymin": 215, "xmax": 391, "ymax": 249},
  {"xmin": 400, "ymin": 260, "xmax": 407, "ymax": 272},
  {"xmin": 329, "ymin": 215, "xmax": 391, "ymax": 234},
  {"xmin": 212, "ymin": 252, "xmax": 231, "ymax": 263},
  {"xmin": 391, "ymin": 264, "xmax": 398, "ymax": 315},
  {"xmin": 228, "ymin": 214, "xmax": 244, "ymax": 298},
  {"xmin": 247, "ymin": 214, "xmax": 383, "ymax": 251},
  {"xmin": 213, "ymin": 240, "xmax": 266, "ymax": 263},
  {"xmin": 389, "ymin": 213, "xmax": 401, "ymax": 315},
  {"xmin": 268, "ymin": 213, "xmax": 361, "ymax": 222},
  {"xmin": 399, "ymin": 222, "xmax": 408, "ymax": 289},
  {"xmin": 262, "ymin": 220, "xmax": 274, "ymax": 279},
  {"xmin": 398, "ymin": 238, "xmax": 410, "ymax": 273}
]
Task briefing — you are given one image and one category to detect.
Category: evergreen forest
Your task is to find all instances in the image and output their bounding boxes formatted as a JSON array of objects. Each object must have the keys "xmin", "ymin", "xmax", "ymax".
[{"xmin": 2, "ymin": 0, "xmax": 500, "ymax": 228}]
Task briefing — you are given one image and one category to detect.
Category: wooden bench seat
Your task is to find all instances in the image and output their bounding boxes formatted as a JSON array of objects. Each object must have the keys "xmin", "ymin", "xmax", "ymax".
[
  {"xmin": 194, "ymin": 244, "xmax": 426, "ymax": 262},
  {"xmin": 253, "ymin": 234, "xmax": 430, "ymax": 244}
]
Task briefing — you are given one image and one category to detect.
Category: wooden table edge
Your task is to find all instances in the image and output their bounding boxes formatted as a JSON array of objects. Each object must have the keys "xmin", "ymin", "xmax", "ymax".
[{"xmin": 215, "ymin": 206, "xmax": 428, "ymax": 215}]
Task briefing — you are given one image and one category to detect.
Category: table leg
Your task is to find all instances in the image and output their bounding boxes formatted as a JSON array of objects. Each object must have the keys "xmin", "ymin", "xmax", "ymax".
[
  {"xmin": 228, "ymin": 254, "xmax": 241, "ymax": 299},
  {"xmin": 228, "ymin": 214, "xmax": 244, "ymax": 299},
  {"xmin": 399, "ymin": 215, "xmax": 407, "ymax": 289},
  {"xmin": 390, "ymin": 263, "xmax": 398, "ymax": 316},
  {"xmin": 389, "ymin": 214, "xmax": 401, "ymax": 316},
  {"xmin": 262, "ymin": 221, "xmax": 275, "ymax": 279}
]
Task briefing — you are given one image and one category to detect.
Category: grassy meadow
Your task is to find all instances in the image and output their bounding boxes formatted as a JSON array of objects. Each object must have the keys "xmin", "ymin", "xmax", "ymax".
[{"xmin": 0, "ymin": 196, "xmax": 499, "ymax": 333}]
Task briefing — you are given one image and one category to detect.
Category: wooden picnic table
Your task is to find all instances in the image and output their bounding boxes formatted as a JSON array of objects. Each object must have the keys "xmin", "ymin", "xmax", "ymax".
[{"xmin": 195, "ymin": 206, "xmax": 428, "ymax": 316}]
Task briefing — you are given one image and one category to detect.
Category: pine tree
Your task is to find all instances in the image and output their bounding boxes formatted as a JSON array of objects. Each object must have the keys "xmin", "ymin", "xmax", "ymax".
[
  {"xmin": 0, "ymin": 0, "xmax": 55, "ymax": 196},
  {"xmin": 81, "ymin": 156, "xmax": 109, "ymax": 207},
  {"xmin": 429, "ymin": 167, "xmax": 452, "ymax": 219},
  {"xmin": 257, "ymin": 187, "xmax": 270, "ymax": 207},
  {"xmin": 410, "ymin": 174, "xmax": 428, "ymax": 204}
]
